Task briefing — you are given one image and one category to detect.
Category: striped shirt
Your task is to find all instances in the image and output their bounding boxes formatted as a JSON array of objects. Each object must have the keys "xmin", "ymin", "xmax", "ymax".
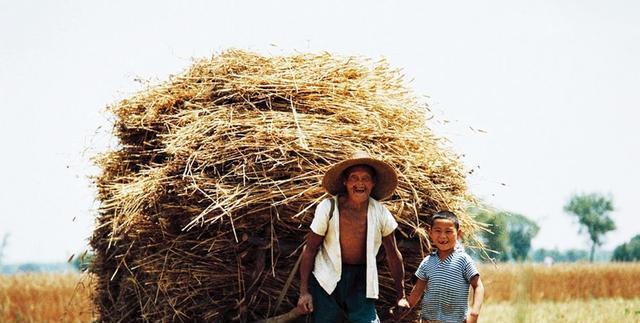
[{"xmin": 415, "ymin": 245, "xmax": 479, "ymax": 323}]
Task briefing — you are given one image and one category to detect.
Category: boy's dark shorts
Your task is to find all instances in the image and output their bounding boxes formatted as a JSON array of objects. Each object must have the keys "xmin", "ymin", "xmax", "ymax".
[{"xmin": 309, "ymin": 264, "xmax": 379, "ymax": 323}]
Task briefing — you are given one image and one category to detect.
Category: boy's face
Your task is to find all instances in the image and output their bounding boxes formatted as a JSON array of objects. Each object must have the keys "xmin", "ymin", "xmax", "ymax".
[{"xmin": 429, "ymin": 218, "xmax": 460, "ymax": 252}]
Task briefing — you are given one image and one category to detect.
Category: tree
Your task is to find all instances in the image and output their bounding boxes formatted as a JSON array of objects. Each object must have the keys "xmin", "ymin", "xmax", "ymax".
[
  {"xmin": 17, "ymin": 263, "xmax": 40, "ymax": 273},
  {"xmin": 507, "ymin": 214, "xmax": 540, "ymax": 261},
  {"xmin": 564, "ymin": 249, "xmax": 589, "ymax": 262},
  {"xmin": 71, "ymin": 250, "xmax": 95, "ymax": 272},
  {"xmin": 564, "ymin": 193, "xmax": 615, "ymax": 262},
  {"xmin": 612, "ymin": 235, "xmax": 640, "ymax": 262},
  {"xmin": 471, "ymin": 208, "xmax": 510, "ymax": 261},
  {"xmin": 469, "ymin": 207, "xmax": 540, "ymax": 262},
  {"xmin": 470, "ymin": 208, "xmax": 507, "ymax": 261},
  {"xmin": 530, "ymin": 248, "xmax": 589, "ymax": 263}
]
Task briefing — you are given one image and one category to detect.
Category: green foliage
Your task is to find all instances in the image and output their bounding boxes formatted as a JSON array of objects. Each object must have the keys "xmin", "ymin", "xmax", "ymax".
[
  {"xmin": 17, "ymin": 263, "xmax": 41, "ymax": 273},
  {"xmin": 472, "ymin": 208, "xmax": 510, "ymax": 261},
  {"xmin": 564, "ymin": 249, "xmax": 590, "ymax": 262},
  {"xmin": 531, "ymin": 248, "xmax": 591, "ymax": 262},
  {"xmin": 564, "ymin": 193, "xmax": 615, "ymax": 262},
  {"xmin": 507, "ymin": 214, "xmax": 540, "ymax": 261},
  {"xmin": 470, "ymin": 207, "xmax": 539, "ymax": 262},
  {"xmin": 612, "ymin": 234, "xmax": 640, "ymax": 262},
  {"xmin": 71, "ymin": 250, "xmax": 94, "ymax": 272}
]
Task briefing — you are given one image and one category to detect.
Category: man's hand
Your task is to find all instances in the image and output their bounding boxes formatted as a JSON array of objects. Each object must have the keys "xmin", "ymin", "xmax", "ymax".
[
  {"xmin": 390, "ymin": 297, "xmax": 411, "ymax": 320},
  {"xmin": 397, "ymin": 297, "xmax": 410, "ymax": 309},
  {"xmin": 466, "ymin": 311, "xmax": 479, "ymax": 323},
  {"xmin": 297, "ymin": 292, "xmax": 313, "ymax": 314}
]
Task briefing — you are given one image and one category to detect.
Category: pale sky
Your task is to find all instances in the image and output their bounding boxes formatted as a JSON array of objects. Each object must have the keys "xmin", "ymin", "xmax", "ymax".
[{"xmin": 1, "ymin": 0, "xmax": 638, "ymax": 263}]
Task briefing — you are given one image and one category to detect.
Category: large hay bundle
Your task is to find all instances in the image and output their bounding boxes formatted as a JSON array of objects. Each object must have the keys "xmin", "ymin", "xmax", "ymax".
[{"xmin": 91, "ymin": 49, "xmax": 478, "ymax": 322}]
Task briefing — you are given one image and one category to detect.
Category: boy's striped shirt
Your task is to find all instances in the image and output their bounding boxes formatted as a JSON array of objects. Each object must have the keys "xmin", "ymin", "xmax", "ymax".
[{"xmin": 415, "ymin": 245, "xmax": 479, "ymax": 323}]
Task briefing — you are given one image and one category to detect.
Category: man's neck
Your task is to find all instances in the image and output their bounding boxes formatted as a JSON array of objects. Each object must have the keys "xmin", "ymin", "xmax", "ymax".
[{"xmin": 340, "ymin": 195, "xmax": 369, "ymax": 212}]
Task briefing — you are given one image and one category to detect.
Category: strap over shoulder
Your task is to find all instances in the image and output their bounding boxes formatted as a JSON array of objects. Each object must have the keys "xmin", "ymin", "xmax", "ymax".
[{"xmin": 328, "ymin": 196, "xmax": 336, "ymax": 220}]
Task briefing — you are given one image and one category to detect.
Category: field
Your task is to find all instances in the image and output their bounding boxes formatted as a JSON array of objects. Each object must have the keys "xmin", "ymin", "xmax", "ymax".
[
  {"xmin": 478, "ymin": 263, "xmax": 640, "ymax": 322},
  {"xmin": 0, "ymin": 273, "xmax": 94, "ymax": 322},
  {"xmin": 1, "ymin": 263, "xmax": 639, "ymax": 322}
]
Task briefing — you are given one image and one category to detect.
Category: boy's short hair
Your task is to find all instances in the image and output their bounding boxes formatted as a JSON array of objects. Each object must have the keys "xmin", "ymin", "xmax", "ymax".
[{"xmin": 430, "ymin": 210, "xmax": 460, "ymax": 230}]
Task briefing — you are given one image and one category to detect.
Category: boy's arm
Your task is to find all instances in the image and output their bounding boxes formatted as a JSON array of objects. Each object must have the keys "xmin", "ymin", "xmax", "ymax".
[
  {"xmin": 468, "ymin": 274, "xmax": 484, "ymax": 322},
  {"xmin": 407, "ymin": 277, "xmax": 427, "ymax": 308},
  {"xmin": 395, "ymin": 277, "xmax": 427, "ymax": 320}
]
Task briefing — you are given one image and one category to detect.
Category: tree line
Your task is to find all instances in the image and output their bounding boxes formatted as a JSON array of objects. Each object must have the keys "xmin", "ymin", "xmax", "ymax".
[{"xmin": 468, "ymin": 192, "xmax": 639, "ymax": 262}]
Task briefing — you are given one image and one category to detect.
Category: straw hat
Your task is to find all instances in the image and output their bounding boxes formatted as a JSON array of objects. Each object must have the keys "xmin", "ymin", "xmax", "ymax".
[{"xmin": 322, "ymin": 150, "xmax": 398, "ymax": 200}]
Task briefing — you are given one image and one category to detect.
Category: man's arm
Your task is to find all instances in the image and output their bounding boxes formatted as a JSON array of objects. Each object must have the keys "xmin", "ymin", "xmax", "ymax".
[
  {"xmin": 297, "ymin": 232, "xmax": 324, "ymax": 314},
  {"xmin": 467, "ymin": 275, "xmax": 484, "ymax": 323},
  {"xmin": 382, "ymin": 232, "xmax": 405, "ymax": 301}
]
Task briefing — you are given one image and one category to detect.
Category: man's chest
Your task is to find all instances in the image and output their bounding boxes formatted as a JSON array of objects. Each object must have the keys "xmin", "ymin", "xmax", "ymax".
[{"xmin": 338, "ymin": 210, "xmax": 368, "ymax": 238}]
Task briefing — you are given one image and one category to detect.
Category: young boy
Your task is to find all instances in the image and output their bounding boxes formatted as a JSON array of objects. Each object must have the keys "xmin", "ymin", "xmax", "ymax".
[{"xmin": 399, "ymin": 211, "xmax": 484, "ymax": 323}]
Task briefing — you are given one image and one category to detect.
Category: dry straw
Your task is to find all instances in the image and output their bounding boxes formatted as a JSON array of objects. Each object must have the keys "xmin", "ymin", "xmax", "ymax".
[{"xmin": 91, "ymin": 49, "xmax": 480, "ymax": 322}]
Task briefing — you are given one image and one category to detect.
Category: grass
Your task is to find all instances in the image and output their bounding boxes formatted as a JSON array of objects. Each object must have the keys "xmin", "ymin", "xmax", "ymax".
[{"xmin": 482, "ymin": 298, "xmax": 640, "ymax": 323}]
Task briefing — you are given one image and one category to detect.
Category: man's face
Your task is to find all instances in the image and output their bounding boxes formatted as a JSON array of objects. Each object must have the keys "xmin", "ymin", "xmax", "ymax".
[
  {"xmin": 342, "ymin": 165, "xmax": 376, "ymax": 203},
  {"xmin": 428, "ymin": 218, "xmax": 460, "ymax": 252}
]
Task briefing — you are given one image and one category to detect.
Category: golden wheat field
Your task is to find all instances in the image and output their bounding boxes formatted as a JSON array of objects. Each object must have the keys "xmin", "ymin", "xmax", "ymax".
[
  {"xmin": 0, "ymin": 273, "xmax": 94, "ymax": 323},
  {"xmin": 1, "ymin": 263, "xmax": 639, "ymax": 322}
]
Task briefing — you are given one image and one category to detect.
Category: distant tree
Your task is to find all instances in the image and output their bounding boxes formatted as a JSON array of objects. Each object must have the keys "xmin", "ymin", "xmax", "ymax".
[
  {"xmin": 471, "ymin": 208, "xmax": 510, "ymax": 261},
  {"xmin": 17, "ymin": 263, "xmax": 41, "ymax": 273},
  {"xmin": 531, "ymin": 248, "xmax": 580, "ymax": 263},
  {"xmin": 612, "ymin": 235, "xmax": 640, "ymax": 262},
  {"xmin": 531, "ymin": 248, "xmax": 548, "ymax": 262},
  {"xmin": 470, "ymin": 207, "xmax": 540, "ymax": 262},
  {"xmin": 532, "ymin": 248, "xmax": 562, "ymax": 262},
  {"xmin": 71, "ymin": 250, "xmax": 95, "ymax": 272},
  {"xmin": 507, "ymin": 213, "xmax": 540, "ymax": 261},
  {"xmin": 563, "ymin": 249, "xmax": 589, "ymax": 262},
  {"xmin": 564, "ymin": 193, "xmax": 615, "ymax": 262}
]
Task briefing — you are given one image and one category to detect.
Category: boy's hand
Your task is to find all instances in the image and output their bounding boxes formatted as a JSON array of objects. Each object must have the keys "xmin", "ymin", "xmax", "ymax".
[{"xmin": 466, "ymin": 311, "xmax": 479, "ymax": 323}]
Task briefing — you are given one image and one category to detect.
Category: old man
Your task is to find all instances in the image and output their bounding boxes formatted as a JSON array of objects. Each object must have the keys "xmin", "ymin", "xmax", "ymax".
[{"xmin": 297, "ymin": 151, "xmax": 407, "ymax": 322}]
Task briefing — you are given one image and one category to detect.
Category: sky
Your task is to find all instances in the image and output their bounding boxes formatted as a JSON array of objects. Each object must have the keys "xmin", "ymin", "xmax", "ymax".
[{"xmin": 1, "ymin": 0, "xmax": 639, "ymax": 264}]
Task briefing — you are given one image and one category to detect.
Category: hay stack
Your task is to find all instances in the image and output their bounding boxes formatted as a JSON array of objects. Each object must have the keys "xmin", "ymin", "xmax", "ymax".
[{"xmin": 91, "ymin": 49, "xmax": 478, "ymax": 322}]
